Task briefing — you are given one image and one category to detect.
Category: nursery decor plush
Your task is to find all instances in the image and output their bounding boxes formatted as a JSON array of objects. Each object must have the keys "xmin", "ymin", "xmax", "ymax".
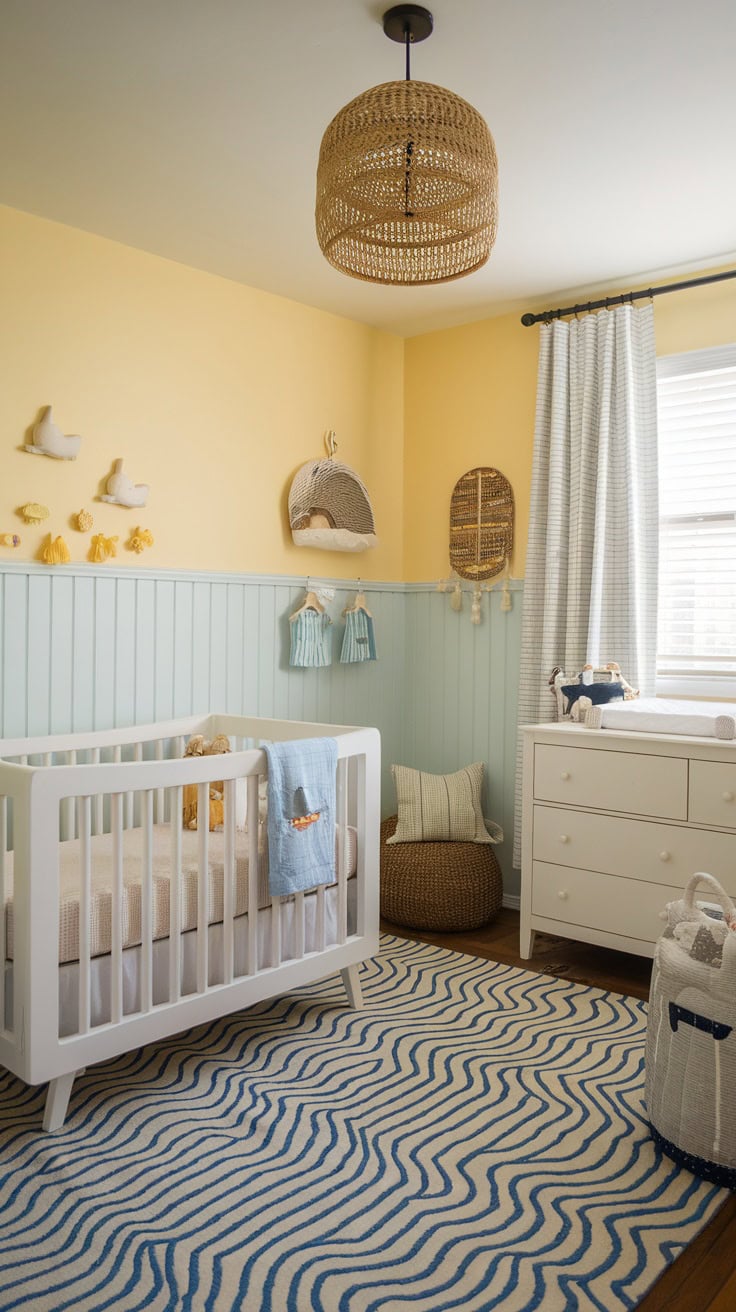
[
  {"xmin": 550, "ymin": 662, "xmax": 639, "ymax": 721},
  {"xmin": 182, "ymin": 732, "xmax": 231, "ymax": 831},
  {"xmin": 100, "ymin": 458, "xmax": 149, "ymax": 508},
  {"xmin": 24, "ymin": 405, "xmax": 81, "ymax": 460}
]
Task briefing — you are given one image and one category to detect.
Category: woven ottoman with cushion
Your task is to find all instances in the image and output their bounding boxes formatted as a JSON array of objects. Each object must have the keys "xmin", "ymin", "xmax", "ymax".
[{"xmin": 380, "ymin": 760, "xmax": 503, "ymax": 932}]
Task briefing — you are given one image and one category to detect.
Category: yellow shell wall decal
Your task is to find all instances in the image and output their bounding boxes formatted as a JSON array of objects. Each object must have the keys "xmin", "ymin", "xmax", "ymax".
[
  {"xmin": 89, "ymin": 534, "xmax": 119, "ymax": 563},
  {"xmin": 41, "ymin": 535, "xmax": 71, "ymax": 565},
  {"xmin": 19, "ymin": 502, "xmax": 50, "ymax": 524}
]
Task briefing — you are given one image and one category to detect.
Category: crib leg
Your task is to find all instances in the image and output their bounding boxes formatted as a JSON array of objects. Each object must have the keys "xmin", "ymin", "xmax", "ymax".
[
  {"xmin": 42, "ymin": 1069, "xmax": 85, "ymax": 1133},
  {"xmin": 340, "ymin": 964, "xmax": 363, "ymax": 1009}
]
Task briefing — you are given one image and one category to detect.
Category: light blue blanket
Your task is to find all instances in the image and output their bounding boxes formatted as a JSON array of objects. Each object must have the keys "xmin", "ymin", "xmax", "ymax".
[{"xmin": 263, "ymin": 737, "xmax": 338, "ymax": 896}]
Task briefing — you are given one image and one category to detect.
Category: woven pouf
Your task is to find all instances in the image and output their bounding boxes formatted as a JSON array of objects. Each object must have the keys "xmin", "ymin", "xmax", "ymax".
[{"xmin": 380, "ymin": 816, "xmax": 503, "ymax": 932}]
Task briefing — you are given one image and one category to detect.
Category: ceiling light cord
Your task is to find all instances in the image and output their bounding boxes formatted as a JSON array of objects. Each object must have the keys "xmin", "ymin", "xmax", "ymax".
[{"xmin": 404, "ymin": 24, "xmax": 413, "ymax": 215}]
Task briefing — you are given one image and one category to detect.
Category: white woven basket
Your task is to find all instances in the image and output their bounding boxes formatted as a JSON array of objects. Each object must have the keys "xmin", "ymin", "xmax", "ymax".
[{"xmin": 645, "ymin": 872, "xmax": 736, "ymax": 1188}]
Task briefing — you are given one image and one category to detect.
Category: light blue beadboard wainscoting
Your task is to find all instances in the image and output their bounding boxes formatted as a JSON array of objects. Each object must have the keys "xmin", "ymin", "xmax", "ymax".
[
  {"xmin": 0, "ymin": 565, "xmax": 523, "ymax": 898},
  {"xmin": 403, "ymin": 582, "xmax": 523, "ymax": 898}
]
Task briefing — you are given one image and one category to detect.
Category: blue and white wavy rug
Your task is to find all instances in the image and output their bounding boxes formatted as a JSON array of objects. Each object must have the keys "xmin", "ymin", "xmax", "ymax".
[{"xmin": 0, "ymin": 936, "xmax": 727, "ymax": 1311}]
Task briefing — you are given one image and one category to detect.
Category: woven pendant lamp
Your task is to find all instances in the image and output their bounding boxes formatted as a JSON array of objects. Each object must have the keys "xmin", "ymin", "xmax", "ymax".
[{"xmin": 315, "ymin": 5, "xmax": 498, "ymax": 286}]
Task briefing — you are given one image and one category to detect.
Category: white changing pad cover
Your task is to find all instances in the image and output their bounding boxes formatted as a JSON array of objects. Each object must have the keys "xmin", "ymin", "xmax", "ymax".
[
  {"xmin": 599, "ymin": 697, "xmax": 736, "ymax": 739},
  {"xmin": 4, "ymin": 823, "xmax": 357, "ymax": 965}
]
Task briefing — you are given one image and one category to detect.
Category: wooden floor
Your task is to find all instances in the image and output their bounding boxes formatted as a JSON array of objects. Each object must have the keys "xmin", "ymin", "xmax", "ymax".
[{"xmin": 380, "ymin": 907, "xmax": 736, "ymax": 1310}]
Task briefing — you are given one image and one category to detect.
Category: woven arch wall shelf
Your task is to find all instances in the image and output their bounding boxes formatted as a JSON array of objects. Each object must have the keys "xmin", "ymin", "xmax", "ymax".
[
  {"xmin": 288, "ymin": 434, "xmax": 378, "ymax": 554},
  {"xmin": 449, "ymin": 466, "xmax": 514, "ymax": 580}
]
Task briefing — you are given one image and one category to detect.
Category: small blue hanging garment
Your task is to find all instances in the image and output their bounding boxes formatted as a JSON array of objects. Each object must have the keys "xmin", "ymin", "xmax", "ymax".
[
  {"xmin": 340, "ymin": 595, "xmax": 377, "ymax": 663},
  {"xmin": 289, "ymin": 601, "xmax": 332, "ymax": 667}
]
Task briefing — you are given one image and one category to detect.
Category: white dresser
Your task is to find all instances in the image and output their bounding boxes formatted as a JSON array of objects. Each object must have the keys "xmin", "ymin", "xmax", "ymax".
[{"xmin": 520, "ymin": 723, "xmax": 736, "ymax": 960}]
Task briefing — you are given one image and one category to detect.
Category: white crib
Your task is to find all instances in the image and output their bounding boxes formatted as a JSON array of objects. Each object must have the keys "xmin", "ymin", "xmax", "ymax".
[{"xmin": 0, "ymin": 713, "xmax": 380, "ymax": 1131}]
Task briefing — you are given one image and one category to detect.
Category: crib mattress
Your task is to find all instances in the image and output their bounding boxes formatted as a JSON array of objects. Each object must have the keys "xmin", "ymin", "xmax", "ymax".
[{"xmin": 3, "ymin": 823, "xmax": 357, "ymax": 965}]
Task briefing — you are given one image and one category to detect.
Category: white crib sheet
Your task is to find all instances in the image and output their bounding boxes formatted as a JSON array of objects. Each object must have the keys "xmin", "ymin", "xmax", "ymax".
[
  {"xmin": 3, "ymin": 879, "xmax": 358, "ymax": 1036},
  {"xmin": 3, "ymin": 823, "xmax": 357, "ymax": 964}
]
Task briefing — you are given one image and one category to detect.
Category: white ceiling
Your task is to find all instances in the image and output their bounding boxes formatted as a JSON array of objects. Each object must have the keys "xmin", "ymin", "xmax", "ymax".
[{"xmin": 1, "ymin": 0, "xmax": 735, "ymax": 337}]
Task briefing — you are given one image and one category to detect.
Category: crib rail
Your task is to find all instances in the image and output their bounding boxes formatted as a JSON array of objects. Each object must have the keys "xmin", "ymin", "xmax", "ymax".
[{"xmin": 0, "ymin": 715, "xmax": 380, "ymax": 1093}]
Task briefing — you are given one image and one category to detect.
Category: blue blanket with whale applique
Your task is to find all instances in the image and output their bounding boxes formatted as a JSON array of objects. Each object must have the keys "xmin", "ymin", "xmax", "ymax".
[{"xmin": 263, "ymin": 737, "xmax": 338, "ymax": 896}]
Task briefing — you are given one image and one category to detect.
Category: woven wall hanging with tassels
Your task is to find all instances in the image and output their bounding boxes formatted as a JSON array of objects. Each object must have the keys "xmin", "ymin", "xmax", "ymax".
[
  {"xmin": 449, "ymin": 466, "xmax": 514, "ymax": 581},
  {"xmin": 288, "ymin": 432, "xmax": 378, "ymax": 554}
]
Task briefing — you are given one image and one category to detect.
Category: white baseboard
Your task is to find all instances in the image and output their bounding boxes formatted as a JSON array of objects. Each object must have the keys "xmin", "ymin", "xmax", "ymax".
[{"xmin": 502, "ymin": 893, "xmax": 520, "ymax": 911}]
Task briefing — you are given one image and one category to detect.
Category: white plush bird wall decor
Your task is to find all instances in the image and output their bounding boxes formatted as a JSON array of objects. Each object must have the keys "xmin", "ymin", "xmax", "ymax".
[
  {"xmin": 24, "ymin": 406, "xmax": 82, "ymax": 460},
  {"xmin": 100, "ymin": 458, "xmax": 150, "ymax": 508}
]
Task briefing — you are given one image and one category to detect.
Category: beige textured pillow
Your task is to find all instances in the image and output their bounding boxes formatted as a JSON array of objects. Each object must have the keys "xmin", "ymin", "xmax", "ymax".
[{"xmin": 388, "ymin": 762, "xmax": 500, "ymax": 844}]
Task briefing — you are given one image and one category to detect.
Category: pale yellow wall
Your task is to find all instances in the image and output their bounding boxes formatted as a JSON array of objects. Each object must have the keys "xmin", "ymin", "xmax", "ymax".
[
  {"xmin": 0, "ymin": 206, "xmax": 404, "ymax": 579},
  {"xmin": 404, "ymin": 270, "xmax": 736, "ymax": 581}
]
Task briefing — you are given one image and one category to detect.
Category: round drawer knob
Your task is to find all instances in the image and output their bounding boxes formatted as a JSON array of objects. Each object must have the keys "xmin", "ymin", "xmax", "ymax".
[
  {"xmin": 560, "ymin": 771, "xmax": 571, "ymax": 781},
  {"xmin": 559, "ymin": 834, "xmax": 570, "ymax": 844},
  {"xmin": 558, "ymin": 889, "xmax": 569, "ymax": 900},
  {"xmin": 722, "ymin": 791, "xmax": 734, "ymax": 803},
  {"xmin": 659, "ymin": 851, "xmax": 671, "ymax": 862}
]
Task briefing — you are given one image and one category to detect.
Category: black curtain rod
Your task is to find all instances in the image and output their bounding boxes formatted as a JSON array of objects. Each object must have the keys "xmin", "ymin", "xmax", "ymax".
[{"xmin": 520, "ymin": 266, "xmax": 736, "ymax": 327}]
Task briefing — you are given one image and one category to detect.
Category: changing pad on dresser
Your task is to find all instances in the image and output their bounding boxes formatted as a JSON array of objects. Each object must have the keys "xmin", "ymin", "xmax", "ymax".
[{"xmin": 598, "ymin": 697, "xmax": 736, "ymax": 740}]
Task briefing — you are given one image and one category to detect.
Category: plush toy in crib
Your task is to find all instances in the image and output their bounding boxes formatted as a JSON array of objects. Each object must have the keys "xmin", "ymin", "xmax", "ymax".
[{"xmin": 182, "ymin": 733, "xmax": 231, "ymax": 830}]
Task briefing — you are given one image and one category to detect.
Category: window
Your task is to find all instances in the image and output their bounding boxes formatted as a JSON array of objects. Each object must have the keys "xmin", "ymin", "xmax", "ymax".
[{"xmin": 656, "ymin": 343, "xmax": 736, "ymax": 699}]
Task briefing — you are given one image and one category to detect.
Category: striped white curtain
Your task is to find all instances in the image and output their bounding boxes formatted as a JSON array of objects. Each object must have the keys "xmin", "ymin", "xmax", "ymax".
[{"xmin": 514, "ymin": 303, "xmax": 659, "ymax": 864}]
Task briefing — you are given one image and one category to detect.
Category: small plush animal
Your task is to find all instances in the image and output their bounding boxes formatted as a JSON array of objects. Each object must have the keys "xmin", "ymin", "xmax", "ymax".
[{"xmin": 182, "ymin": 733, "xmax": 231, "ymax": 830}]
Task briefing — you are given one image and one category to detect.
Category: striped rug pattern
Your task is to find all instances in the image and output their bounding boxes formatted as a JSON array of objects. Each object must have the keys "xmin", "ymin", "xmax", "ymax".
[{"xmin": 0, "ymin": 937, "xmax": 727, "ymax": 1311}]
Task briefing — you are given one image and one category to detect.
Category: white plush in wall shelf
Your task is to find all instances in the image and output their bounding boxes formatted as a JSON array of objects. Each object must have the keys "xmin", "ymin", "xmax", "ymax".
[
  {"xmin": 24, "ymin": 406, "xmax": 81, "ymax": 460},
  {"xmin": 100, "ymin": 459, "xmax": 149, "ymax": 508},
  {"xmin": 288, "ymin": 432, "xmax": 377, "ymax": 553}
]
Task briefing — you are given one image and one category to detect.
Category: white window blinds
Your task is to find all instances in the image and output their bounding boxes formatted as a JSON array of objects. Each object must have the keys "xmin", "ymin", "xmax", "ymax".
[{"xmin": 657, "ymin": 343, "xmax": 736, "ymax": 696}]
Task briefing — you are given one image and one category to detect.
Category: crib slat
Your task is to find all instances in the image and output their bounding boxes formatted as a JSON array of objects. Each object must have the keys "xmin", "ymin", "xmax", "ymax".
[
  {"xmin": 127, "ymin": 743, "xmax": 143, "ymax": 828},
  {"xmin": 196, "ymin": 781, "xmax": 209, "ymax": 995},
  {"xmin": 0, "ymin": 796, "xmax": 6, "ymax": 1034},
  {"xmin": 91, "ymin": 748, "xmax": 102, "ymax": 834},
  {"xmin": 316, "ymin": 884, "xmax": 326, "ymax": 953},
  {"xmin": 247, "ymin": 774, "xmax": 259, "ymax": 974},
  {"xmin": 223, "ymin": 779, "xmax": 235, "ymax": 985},
  {"xmin": 295, "ymin": 892, "xmax": 306, "ymax": 961},
  {"xmin": 271, "ymin": 894, "xmax": 282, "ymax": 968},
  {"xmin": 141, "ymin": 790, "xmax": 154, "ymax": 1014},
  {"xmin": 63, "ymin": 750, "xmax": 77, "ymax": 839},
  {"xmin": 337, "ymin": 757, "xmax": 348, "ymax": 945},
  {"xmin": 155, "ymin": 741, "xmax": 165, "ymax": 822},
  {"xmin": 77, "ymin": 796, "xmax": 92, "ymax": 1034},
  {"xmin": 169, "ymin": 786, "xmax": 182, "ymax": 1003},
  {"xmin": 110, "ymin": 793, "xmax": 124, "ymax": 1025}
]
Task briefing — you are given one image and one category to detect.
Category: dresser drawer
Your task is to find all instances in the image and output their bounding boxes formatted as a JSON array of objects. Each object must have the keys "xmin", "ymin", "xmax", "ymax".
[
  {"xmin": 689, "ymin": 760, "xmax": 736, "ymax": 829},
  {"xmin": 533, "ymin": 805, "xmax": 736, "ymax": 889},
  {"xmin": 533, "ymin": 744, "xmax": 687, "ymax": 819},
  {"xmin": 532, "ymin": 862, "xmax": 681, "ymax": 944}
]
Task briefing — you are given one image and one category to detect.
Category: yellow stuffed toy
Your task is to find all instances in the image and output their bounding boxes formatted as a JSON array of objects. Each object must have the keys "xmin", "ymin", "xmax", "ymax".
[{"xmin": 182, "ymin": 733, "xmax": 231, "ymax": 830}]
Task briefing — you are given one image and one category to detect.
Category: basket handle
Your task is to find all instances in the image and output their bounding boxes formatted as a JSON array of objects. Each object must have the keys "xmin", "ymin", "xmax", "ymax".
[{"xmin": 683, "ymin": 872, "xmax": 736, "ymax": 925}]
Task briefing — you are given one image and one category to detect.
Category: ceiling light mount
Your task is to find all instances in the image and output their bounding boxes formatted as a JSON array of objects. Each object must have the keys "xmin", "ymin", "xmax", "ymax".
[
  {"xmin": 315, "ymin": 7, "xmax": 498, "ymax": 286},
  {"xmin": 382, "ymin": 5, "xmax": 434, "ymax": 47}
]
